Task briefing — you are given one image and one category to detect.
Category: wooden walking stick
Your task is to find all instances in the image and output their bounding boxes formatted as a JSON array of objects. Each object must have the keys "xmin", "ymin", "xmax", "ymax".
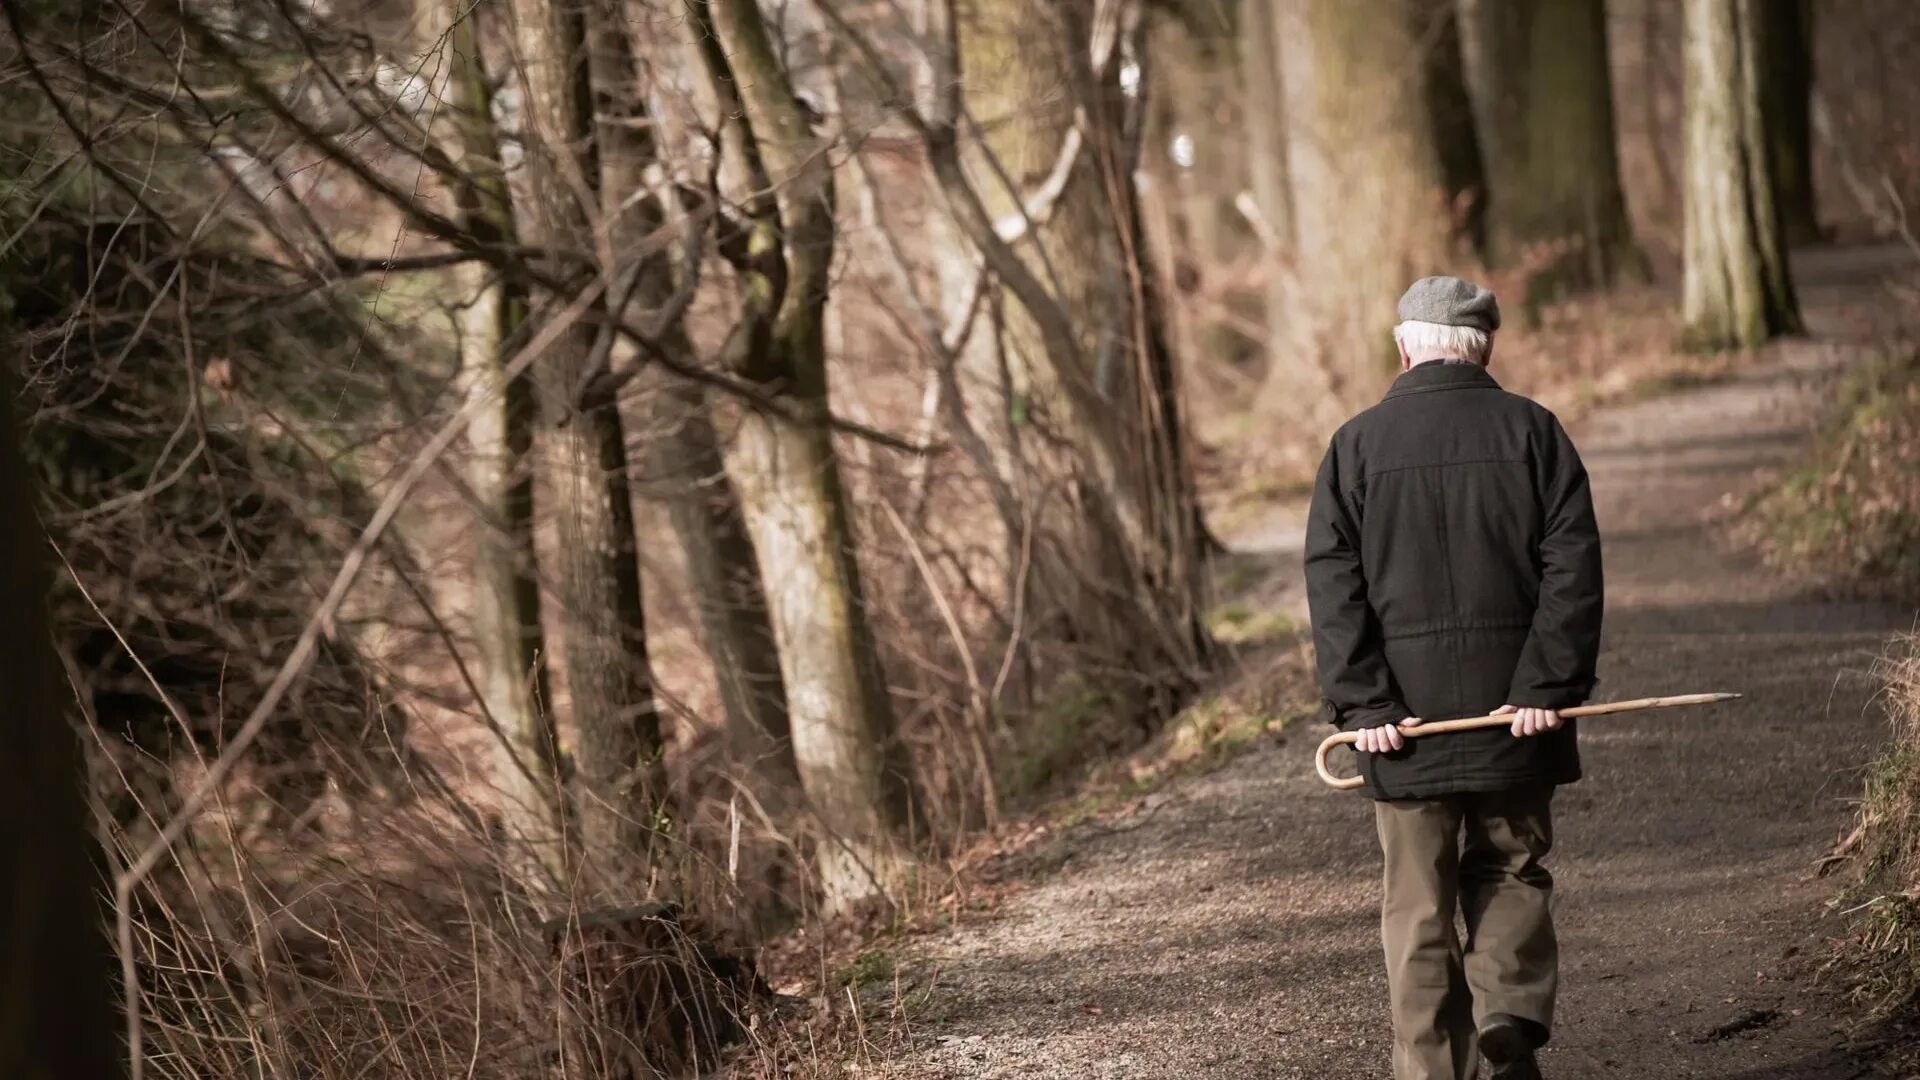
[{"xmin": 1314, "ymin": 693, "xmax": 1743, "ymax": 791}]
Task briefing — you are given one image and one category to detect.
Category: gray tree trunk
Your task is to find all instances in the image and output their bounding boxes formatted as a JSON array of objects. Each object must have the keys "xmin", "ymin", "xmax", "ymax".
[
  {"xmin": 1265, "ymin": 0, "xmax": 1452, "ymax": 423},
  {"xmin": 429, "ymin": 0, "xmax": 569, "ymax": 884},
  {"xmin": 589, "ymin": 2, "xmax": 801, "ymax": 922},
  {"xmin": 703, "ymin": 0, "xmax": 919, "ymax": 911},
  {"xmin": 1458, "ymin": 0, "xmax": 1641, "ymax": 297},
  {"xmin": 510, "ymin": 0, "xmax": 663, "ymax": 887},
  {"xmin": 645, "ymin": 380, "xmax": 796, "ymax": 784},
  {"xmin": 0, "ymin": 369, "xmax": 122, "ymax": 1080},
  {"xmin": 1681, "ymin": 0, "xmax": 1802, "ymax": 350}
]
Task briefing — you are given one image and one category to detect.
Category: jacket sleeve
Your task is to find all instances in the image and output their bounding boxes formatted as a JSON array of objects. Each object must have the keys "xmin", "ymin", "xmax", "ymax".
[
  {"xmin": 1507, "ymin": 415, "xmax": 1605, "ymax": 708},
  {"xmin": 1305, "ymin": 442, "xmax": 1409, "ymax": 731}
]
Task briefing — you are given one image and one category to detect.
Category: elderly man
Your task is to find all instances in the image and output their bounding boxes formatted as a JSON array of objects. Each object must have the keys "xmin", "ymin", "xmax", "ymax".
[{"xmin": 1304, "ymin": 277, "xmax": 1604, "ymax": 1080}]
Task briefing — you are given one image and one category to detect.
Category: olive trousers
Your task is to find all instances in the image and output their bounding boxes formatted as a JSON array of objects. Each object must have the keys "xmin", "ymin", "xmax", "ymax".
[{"xmin": 1373, "ymin": 784, "xmax": 1557, "ymax": 1080}]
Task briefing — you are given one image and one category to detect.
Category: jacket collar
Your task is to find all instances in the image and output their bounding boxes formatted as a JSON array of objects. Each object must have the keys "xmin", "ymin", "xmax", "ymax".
[{"xmin": 1382, "ymin": 360, "xmax": 1500, "ymax": 400}]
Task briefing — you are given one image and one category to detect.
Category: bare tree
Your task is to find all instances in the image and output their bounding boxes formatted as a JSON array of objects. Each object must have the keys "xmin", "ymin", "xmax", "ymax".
[
  {"xmin": 953, "ymin": 0, "xmax": 1209, "ymax": 675},
  {"xmin": 693, "ymin": 0, "xmax": 920, "ymax": 910},
  {"xmin": 508, "ymin": 0, "xmax": 664, "ymax": 884},
  {"xmin": 1681, "ymin": 0, "xmax": 1802, "ymax": 349},
  {"xmin": 592, "ymin": 1, "xmax": 800, "ymax": 921},
  {"xmin": 645, "ymin": 378, "xmax": 797, "ymax": 790},
  {"xmin": 1240, "ymin": 0, "xmax": 1292, "ymax": 256},
  {"xmin": 592, "ymin": 0, "xmax": 794, "ymax": 795},
  {"xmin": 825, "ymin": 0, "xmax": 1214, "ymax": 711}
]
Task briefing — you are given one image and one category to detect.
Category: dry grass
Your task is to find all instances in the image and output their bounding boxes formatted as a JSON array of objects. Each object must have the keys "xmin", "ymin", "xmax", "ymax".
[
  {"xmin": 1747, "ymin": 347, "xmax": 1920, "ymax": 605},
  {"xmin": 1752, "ymin": 338, "xmax": 1920, "ymax": 1013},
  {"xmin": 1831, "ymin": 637, "xmax": 1920, "ymax": 1014},
  {"xmin": 110, "ymin": 768, "xmax": 780, "ymax": 1079}
]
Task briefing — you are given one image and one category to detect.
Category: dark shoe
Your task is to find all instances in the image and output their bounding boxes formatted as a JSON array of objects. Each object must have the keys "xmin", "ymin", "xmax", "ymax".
[{"xmin": 1478, "ymin": 1014, "xmax": 1544, "ymax": 1079}]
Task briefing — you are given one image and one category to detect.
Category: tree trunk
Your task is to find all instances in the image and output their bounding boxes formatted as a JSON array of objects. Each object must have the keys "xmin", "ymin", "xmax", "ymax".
[
  {"xmin": 0, "ymin": 369, "xmax": 122, "ymax": 1080},
  {"xmin": 643, "ymin": 380, "xmax": 794, "ymax": 783},
  {"xmin": 1759, "ymin": 0, "xmax": 1819, "ymax": 245},
  {"xmin": 1421, "ymin": 0, "xmax": 1486, "ymax": 252},
  {"xmin": 1144, "ymin": 5, "xmax": 1246, "ymax": 272},
  {"xmin": 432, "ymin": 0, "xmax": 569, "ymax": 884},
  {"xmin": 583, "ymin": 17, "xmax": 806, "ymax": 909},
  {"xmin": 1241, "ymin": 0, "xmax": 1293, "ymax": 383},
  {"xmin": 1241, "ymin": 0, "xmax": 1292, "ymax": 256},
  {"xmin": 510, "ymin": 0, "xmax": 663, "ymax": 886},
  {"xmin": 1681, "ymin": 0, "xmax": 1802, "ymax": 350},
  {"xmin": 1267, "ymin": 0, "xmax": 1453, "ymax": 422},
  {"xmin": 590, "ymin": 2, "xmax": 794, "ymax": 797},
  {"xmin": 1458, "ymin": 0, "xmax": 1640, "ymax": 298},
  {"xmin": 719, "ymin": 406, "xmax": 917, "ymax": 908},
  {"xmin": 958, "ymin": 0, "xmax": 1133, "ymax": 481},
  {"xmin": 703, "ymin": 0, "xmax": 919, "ymax": 910}
]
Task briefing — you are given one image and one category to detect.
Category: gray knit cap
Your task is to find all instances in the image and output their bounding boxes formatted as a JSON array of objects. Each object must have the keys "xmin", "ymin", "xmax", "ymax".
[{"xmin": 1396, "ymin": 275, "xmax": 1501, "ymax": 333}]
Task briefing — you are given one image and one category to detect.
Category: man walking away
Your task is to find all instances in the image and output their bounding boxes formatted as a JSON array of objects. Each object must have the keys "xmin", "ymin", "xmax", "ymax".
[{"xmin": 1304, "ymin": 276, "xmax": 1604, "ymax": 1080}]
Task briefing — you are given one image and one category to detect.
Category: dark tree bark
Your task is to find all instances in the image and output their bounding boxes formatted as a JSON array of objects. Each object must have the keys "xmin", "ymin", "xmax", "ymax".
[
  {"xmin": 1681, "ymin": 0, "xmax": 1802, "ymax": 349},
  {"xmin": 585, "ymin": 17, "xmax": 804, "ymax": 909},
  {"xmin": 1120, "ymin": 13, "xmax": 1215, "ymax": 679},
  {"xmin": 510, "ymin": 0, "xmax": 664, "ymax": 885},
  {"xmin": 0, "ymin": 370, "xmax": 122, "ymax": 1080},
  {"xmin": 1421, "ymin": 0, "xmax": 1487, "ymax": 252},
  {"xmin": 1759, "ymin": 0, "xmax": 1819, "ymax": 245},
  {"xmin": 589, "ymin": 0, "xmax": 796, "ymax": 799},
  {"xmin": 1458, "ymin": 0, "xmax": 1642, "ymax": 296}
]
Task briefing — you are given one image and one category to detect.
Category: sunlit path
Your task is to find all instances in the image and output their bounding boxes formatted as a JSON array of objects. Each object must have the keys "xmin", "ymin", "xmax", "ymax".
[{"xmin": 880, "ymin": 245, "xmax": 1916, "ymax": 1079}]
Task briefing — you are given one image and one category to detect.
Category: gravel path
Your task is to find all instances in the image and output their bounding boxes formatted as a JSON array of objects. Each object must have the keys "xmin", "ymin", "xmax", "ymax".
[{"xmin": 882, "ymin": 247, "xmax": 1918, "ymax": 1079}]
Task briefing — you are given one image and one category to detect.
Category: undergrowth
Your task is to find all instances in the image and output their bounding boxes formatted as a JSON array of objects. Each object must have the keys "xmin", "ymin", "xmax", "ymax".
[
  {"xmin": 1749, "ymin": 347, "xmax": 1920, "ymax": 604},
  {"xmin": 1833, "ymin": 637, "xmax": 1920, "ymax": 1013}
]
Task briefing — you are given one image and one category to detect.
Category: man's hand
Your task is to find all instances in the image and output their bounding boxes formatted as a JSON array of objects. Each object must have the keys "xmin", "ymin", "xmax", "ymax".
[
  {"xmin": 1495, "ymin": 704, "xmax": 1562, "ymax": 737},
  {"xmin": 1355, "ymin": 716, "xmax": 1424, "ymax": 754}
]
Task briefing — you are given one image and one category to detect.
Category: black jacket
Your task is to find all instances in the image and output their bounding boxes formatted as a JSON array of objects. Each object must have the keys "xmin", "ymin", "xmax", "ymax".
[{"xmin": 1305, "ymin": 362, "xmax": 1603, "ymax": 800}]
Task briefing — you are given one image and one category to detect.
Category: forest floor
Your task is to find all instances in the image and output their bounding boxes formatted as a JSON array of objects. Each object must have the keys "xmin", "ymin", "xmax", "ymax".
[{"xmin": 854, "ymin": 244, "xmax": 1920, "ymax": 1079}]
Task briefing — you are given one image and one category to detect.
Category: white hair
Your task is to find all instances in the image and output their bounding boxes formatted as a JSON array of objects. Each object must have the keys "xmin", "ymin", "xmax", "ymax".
[{"xmin": 1393, "ymin": 320, "xmax": 1492, "ymax": 364}]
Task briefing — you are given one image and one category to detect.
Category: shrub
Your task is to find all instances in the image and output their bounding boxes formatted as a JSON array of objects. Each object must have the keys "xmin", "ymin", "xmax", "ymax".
[
  {"xmin": 1833, "ymin": 637, "xmax": 1920, "ymax": 1011},
  {"xmin": 1749, "ymin": 348, "xmax": 1920, "ymax": 605}
]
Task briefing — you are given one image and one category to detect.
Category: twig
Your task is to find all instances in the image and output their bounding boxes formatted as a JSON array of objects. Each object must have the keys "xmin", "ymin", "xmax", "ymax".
[
  {"xmin": 990, "ymin": 500, "xmax": 1036, "ymax": 711},
  {"xmin": 881, "ymin": 500, "xmax": 998, "ymax": 824},
  {"xmin": 110, "ymin": 277, "xmax": 609, "ymax": 1080}
]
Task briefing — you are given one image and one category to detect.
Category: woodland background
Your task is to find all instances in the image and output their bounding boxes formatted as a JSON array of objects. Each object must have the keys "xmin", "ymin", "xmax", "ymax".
[{"xmin": 4, "ymin": 0, "xmax": 1920, "ymax": 1077}]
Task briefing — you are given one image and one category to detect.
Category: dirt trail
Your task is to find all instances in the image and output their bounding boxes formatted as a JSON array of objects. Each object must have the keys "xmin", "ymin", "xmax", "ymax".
[{"xmin": 883, "ymin": 246, "xmax": 1918, "ymax": 1079}]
